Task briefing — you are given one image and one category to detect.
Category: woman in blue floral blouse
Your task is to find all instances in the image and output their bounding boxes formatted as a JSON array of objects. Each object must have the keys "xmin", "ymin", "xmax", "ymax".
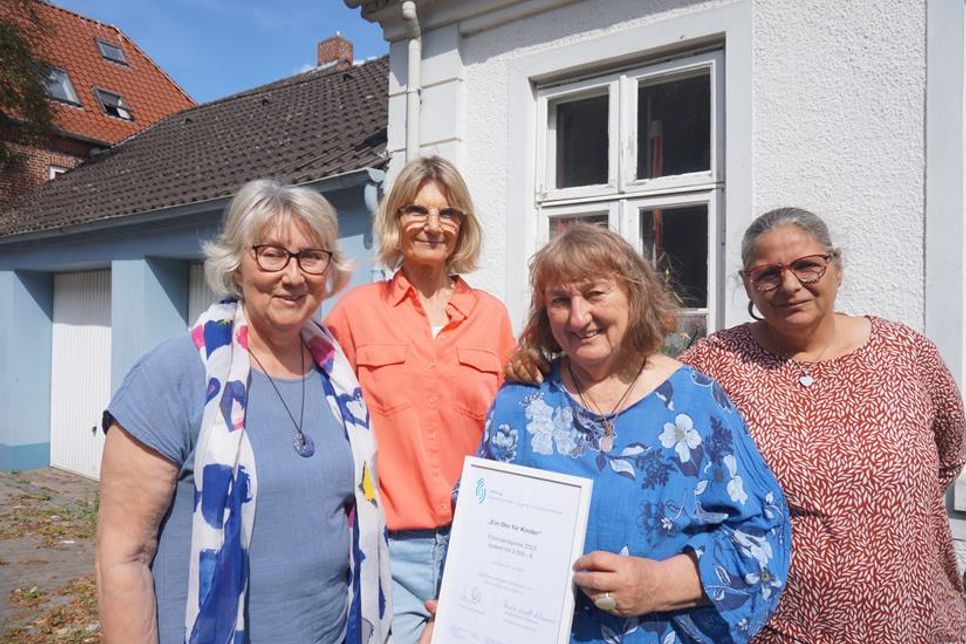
[{"xmin": 479, "ymin": 223, "xmax": 791, "ymax": 643}]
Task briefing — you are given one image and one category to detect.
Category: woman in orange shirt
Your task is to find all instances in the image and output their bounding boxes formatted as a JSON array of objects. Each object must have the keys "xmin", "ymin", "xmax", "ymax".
[{"xmin": 326, "ymin": 156, "xmax": 515, "ymax": 643}]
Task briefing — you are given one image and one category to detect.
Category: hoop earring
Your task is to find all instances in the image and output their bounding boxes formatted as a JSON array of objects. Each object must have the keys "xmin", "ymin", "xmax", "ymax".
[{"xmin": 747, "ymin": 300, "xmax": 765, "ymax": 321}]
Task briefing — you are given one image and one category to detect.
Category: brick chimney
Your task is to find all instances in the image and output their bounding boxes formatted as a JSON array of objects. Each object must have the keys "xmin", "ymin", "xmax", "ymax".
[{"xmin": 317, "ymin": 33, "xmax": 353, "ymax": 70}]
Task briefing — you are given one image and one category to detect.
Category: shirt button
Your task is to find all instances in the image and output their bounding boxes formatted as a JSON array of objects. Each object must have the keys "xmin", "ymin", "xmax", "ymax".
[{"xmin": 428, "ymin": 362, "xmax": 436, "ymax": 369}]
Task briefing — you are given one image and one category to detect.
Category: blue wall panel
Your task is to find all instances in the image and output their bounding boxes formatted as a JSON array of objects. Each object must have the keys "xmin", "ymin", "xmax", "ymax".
[{"xmin": 0, "ymin": 270, "xmax": 53, "ymax": 470}]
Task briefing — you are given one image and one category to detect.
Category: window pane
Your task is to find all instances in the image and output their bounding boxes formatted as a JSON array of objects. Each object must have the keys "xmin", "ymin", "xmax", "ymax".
[
  {"xmin": 640, "ymin": 205, "xmax": 707, "ymax": 308},
  {"xmin": 47, "ymin": 69, "xmax": 78, "ymax": 104},
  {"xmin": 97, "ymin": 40, "xmax": 126, "ymax": 64},
  {"xmin": 549, "ymin": 213, "xmax": 608, "ymax": 237},
  {"xmin": 637, "ymin": 71, "xmax": 710, "ymax": 179},
  {"xmin": 553, "ymin": 93, "xmax": 608, "ymax": 188},
  {"xmin": 95, "ymin": 89, "xmax": 133, "ymax": 121},
  {"xmin": 664, "ymin": 312, "xmax": 707, "ymax": 357}
]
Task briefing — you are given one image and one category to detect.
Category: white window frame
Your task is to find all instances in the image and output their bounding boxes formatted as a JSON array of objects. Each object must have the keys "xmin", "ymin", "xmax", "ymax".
[
  {"xmin": 534, "ymin": 51, "xmax": 725, "ymax": 334},
  {"xmin": 536, "ymin": 51, "xmax": 723, "ymax": 203},
  {"xmin": 504, "ymin": 2, "xmax": 753, "ymax": 331},
  {"xmin": 620, "ymin": 51, "xmax": 724, "ymax": 194},
  {"xmin": 623, "ymin": 189, "xmax": 724, "ymax": 331},
  {"xmin": 538, "ymin": 201, "xmax": 619, "ymax": 246},
  {"xmin": 536, "ymin": 76, "xmax": 620, "ymax": 202}
]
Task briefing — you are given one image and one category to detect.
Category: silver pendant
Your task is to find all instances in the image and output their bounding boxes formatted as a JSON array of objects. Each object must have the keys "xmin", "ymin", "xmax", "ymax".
[
  {"xmin": 798, "ymin": 374, "xmax": 815, "ymax": 387},
  {"xmin": 600, "ymin": 423, "xmax": 615, "ymax": 453},
  {"xmin": 294, "ymin": 431, "xmax": 315, "ymax": 457}
]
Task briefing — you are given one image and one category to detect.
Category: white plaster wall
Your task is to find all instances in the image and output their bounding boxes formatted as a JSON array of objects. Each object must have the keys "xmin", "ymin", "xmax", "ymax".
[
  {"xmin": 457, "ymin": 0, "xmax": 731, "ymax": 300},
  {"xmin": 752, "ymin": 0, "xmax": 927, "ymax": 327},
  {"xmin": 394, "ymin": 0, "xmax": 928, "ymax": 329}
]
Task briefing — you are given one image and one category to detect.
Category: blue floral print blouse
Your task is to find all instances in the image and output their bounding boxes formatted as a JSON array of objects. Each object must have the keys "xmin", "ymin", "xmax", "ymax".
[{"xmin": 478, "ymin": 362, "xmax": 791, "ymax": 643}]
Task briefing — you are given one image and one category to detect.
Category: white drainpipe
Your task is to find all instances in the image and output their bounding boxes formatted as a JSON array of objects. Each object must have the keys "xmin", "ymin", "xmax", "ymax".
[{"xmin": 401, "ymin": 0, "xmax": 421, "ymax": 161}]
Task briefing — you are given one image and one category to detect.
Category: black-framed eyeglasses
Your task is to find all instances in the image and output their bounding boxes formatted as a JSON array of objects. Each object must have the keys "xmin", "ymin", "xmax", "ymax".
[
  {"xmin": 251, "ymin": 245, "xmax": 332, "ymax": 275},
  {"xmin": 744, "ymin": 253, "xmax": 834, "ymax": 292},
  {"xmin": 398, "ymin": 204, "xmax": 465, "ymax": 228}
]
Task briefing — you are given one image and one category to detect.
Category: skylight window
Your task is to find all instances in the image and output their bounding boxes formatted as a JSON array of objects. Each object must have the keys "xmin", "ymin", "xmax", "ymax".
[
  {"xmin": 96, "ymin": 40, "xmax": 127, "ymax": 64},
  {"xmin": 94, "ymin": 88, "xmax": 133, "ymax": 121},
  {"xmin": 46, "ymin": 68, "xmax": 80, "ymax": 105}
]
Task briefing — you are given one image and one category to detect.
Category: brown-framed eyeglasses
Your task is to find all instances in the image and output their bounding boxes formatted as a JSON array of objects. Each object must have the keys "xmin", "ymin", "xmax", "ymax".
[
  {"xmin": 744, "ymin": 253, "xmax": 835, "ymax": 292},
  {"xmin": 250, "ymin": 245, "xmax": 332, "ymax": 275}
]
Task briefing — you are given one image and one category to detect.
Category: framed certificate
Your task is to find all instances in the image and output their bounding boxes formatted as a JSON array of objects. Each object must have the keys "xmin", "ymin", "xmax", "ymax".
[{"xmin": 432, "ymin": 456, "xmax": 594, "ymax": 644}]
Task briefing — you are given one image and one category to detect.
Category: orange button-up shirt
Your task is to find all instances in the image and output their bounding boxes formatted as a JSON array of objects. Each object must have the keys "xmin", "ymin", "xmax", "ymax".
[{"xmin": 325, "ymin": 271, "xmax": 515, "ymax": 530}]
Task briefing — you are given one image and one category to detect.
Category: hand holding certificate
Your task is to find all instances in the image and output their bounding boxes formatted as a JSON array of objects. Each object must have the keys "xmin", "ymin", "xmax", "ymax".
[{"xmin": 432, "ymin": 457, "xmax": 593, "ymax": 644}]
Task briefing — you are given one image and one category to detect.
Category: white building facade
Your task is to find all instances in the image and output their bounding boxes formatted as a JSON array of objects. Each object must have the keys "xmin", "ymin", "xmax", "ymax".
[{"xmin": 350, "ymin": 0, "xmax": 966, "ymax": 556}]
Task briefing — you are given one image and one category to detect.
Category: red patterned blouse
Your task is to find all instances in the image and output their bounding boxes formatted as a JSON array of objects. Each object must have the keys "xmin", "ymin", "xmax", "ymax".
[{"xmin": 682, "ymin": 316, "xmax": 966, "ymax": 643}]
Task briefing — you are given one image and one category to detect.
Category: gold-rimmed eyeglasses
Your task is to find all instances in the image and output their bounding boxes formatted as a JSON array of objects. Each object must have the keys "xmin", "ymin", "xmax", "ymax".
[{"xmin": 398, "ymin": 204, "xmax": 465, "ymax": 228}]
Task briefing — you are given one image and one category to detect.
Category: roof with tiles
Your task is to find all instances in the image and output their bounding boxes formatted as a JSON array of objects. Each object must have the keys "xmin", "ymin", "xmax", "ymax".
[
  {"xmin": 0, "ymin": 1, "xmax": 195, "ymax": 145},
  {"xmin": 0, "ymin": 56, "xmax": 389, "ymax": 239}
]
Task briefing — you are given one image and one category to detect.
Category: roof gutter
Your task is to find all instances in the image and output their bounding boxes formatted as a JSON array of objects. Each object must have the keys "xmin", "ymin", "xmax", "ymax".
[
  {"xmin": 402, "ymin": 0, "xmax": 422, "ymax": 160},
  {"xmin": 0, "ymin": 167, "xmax": 385, "ymax": 247}
]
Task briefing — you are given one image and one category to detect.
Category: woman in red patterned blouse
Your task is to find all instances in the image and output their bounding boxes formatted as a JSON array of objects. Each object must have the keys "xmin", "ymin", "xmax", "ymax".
[{"xmin": 680, "ymin": 207, "xmax": 966, "ymax": 642}]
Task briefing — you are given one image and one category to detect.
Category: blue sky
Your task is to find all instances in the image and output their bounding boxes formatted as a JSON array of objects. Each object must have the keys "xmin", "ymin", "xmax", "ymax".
[{"xmin": 54, "ymin": 0, "xmax": 389, "ymax": 104}]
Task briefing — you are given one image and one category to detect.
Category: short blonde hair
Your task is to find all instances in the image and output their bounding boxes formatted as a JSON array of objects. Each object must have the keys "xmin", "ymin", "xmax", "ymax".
[
  {"xmin": 374, "ymin": 156, "xmax": 482, "ymax": 273},
  {"xmin": 203, "ymin": 178, "xmax": 353, "ymax": 300},
  {"xmin": 519, "ymin": 223, "xmax": 679, "ymax": 360}
]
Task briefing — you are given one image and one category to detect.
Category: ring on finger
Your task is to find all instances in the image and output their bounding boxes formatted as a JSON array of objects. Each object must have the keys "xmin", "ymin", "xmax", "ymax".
[{"xmin": 593, "ymin": 592, "xmax": 617, "ymax": 612}]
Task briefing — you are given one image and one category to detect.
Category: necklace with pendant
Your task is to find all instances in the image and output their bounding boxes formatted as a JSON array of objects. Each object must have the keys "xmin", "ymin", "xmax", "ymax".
[
  {"xmin": 248, "ymin": 344, "xmax": 315, "ymax": 457},
  {"xmin": 783, "ymin": 341, "xmax": 834, "ymax": 388},
  {"xmin": 566, "ymin": 358, "xmax": 647, "ymax": 453}
]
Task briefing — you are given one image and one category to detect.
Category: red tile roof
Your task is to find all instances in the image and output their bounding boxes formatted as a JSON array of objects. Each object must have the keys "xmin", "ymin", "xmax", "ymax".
[{"xmin": 0, "ymin": 1, "xmax": 195, "ymax": 145}]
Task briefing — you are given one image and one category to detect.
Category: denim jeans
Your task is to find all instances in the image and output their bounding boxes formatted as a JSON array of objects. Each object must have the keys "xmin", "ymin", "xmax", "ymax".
[{"xmin": 387, "ymin": 526, "xmax": 450, "ymax": 644}]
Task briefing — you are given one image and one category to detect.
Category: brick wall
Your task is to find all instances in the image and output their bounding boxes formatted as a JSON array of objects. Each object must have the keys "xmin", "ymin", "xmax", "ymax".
[
  {"xmin": 317, "ymin": 34, "xmax": 353, "ymax": 69},
  {"xmin": 0, "ymin": 135, "xmax": 93, "ymax": 206}
]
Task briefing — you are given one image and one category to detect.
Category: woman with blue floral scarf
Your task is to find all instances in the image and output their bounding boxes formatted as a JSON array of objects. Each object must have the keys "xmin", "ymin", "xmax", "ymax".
[
  {"xmin": 463, "ymin": 223, "xmax": 791, "ymax": 643},
  {"xmin": 96, "ymin": 179, "xmax": 392, "ymax": 644}
]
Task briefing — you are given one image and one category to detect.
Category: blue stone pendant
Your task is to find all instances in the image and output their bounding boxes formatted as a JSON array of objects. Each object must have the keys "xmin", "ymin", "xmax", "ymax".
[{"xmin": 294, "ymin": 431, "xmax": 315, "ymax": 457}]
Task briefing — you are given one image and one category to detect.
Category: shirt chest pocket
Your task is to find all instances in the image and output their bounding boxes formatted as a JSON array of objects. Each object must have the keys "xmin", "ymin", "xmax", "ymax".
[
  {"xmin": 356, "ymin": 343, "xmax": 409, "ymax": 414},
  {"xmin": 452, "ymin": 347, "xmax": 502, "ymax": 421}
]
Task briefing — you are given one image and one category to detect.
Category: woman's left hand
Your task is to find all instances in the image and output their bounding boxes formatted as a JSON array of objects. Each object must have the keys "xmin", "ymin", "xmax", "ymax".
[{"xmin": 572, "ymin": 551, "xmax": 705, "ymax": 617}]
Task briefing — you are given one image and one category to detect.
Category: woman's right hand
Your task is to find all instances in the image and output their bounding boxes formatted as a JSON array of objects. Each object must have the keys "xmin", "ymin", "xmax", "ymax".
[{"xmin": 503, "ymin": 346, "xmax": 550, "ymax": 385}]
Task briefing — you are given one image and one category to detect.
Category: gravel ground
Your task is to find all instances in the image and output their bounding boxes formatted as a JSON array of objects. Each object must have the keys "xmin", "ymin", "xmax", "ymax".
[{"xmin": 0, "ymin": 468, "xmax": 100, "ymax": 643}]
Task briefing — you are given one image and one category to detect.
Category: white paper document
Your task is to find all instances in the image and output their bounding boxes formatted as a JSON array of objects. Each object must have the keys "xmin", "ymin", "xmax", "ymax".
[{"xmin": 432, "ymin": 456, "xmax": 593, "ymax": 644}]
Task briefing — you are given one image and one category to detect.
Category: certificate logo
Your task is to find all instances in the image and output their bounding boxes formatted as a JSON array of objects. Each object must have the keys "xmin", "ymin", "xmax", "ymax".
[{"xmin": 474, "ymin": 477, "xmax": 487, "ymax": 504}]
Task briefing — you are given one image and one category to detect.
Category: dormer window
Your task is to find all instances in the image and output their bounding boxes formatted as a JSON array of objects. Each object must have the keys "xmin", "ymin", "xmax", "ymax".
[
  {"xmin": 94, "ymin": 88, "xmax": 133, "ymax": 121},
  {"xmin": 96, "ymin": 40, "xmax": 127, "ymax": 64},
  {"xmin": 47, "ymin": 68, "xmax": 80, "ymax": 105}
]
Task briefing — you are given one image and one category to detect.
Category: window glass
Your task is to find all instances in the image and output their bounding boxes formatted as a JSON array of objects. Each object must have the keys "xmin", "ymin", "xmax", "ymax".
[
  {"xmin": 552, "ymin": 93, "xmax": 608, "ymax": 188},
  {"xmin": 46, "ymin": 69, "xmax": 80, "ymax": 104},
  {"xmin": 94, "ymin": 89, "xmax": 133, "ymax": 121},
  {"xmin": 637, "ymin": 71, "xmax": 710, "ymax": 179},
  {"xmin": 664, "ymin": 313, "xmax": 707, "ymax": 357},
  {"xmin": 549, "ymin": 213, "xmax": 608, "ymax": 237},
  {"xmin": 640, "ymin": 205, "xmax": 707, "ymax": 308},
  {"xmin": 96, "ymin": 40, "xmax": 126, "ymax": 64}
]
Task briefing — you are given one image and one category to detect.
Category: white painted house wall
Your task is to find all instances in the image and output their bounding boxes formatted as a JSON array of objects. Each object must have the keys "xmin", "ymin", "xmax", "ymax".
[
  {"xmin": 369, "ymin": 0, "xmax": 966, "ymax": 558},
  {"xmin": 383, "ymin": 0, "xmax": 932, "ymax": 327}
]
